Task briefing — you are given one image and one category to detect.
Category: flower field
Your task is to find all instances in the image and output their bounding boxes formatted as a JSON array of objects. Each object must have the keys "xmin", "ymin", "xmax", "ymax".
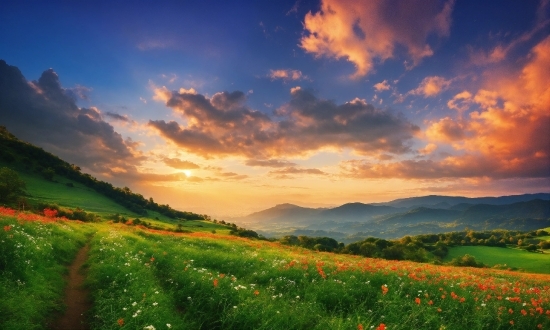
[{"xmin": 1, "ymin": 207, "xmax": 549, "ymax": 330}]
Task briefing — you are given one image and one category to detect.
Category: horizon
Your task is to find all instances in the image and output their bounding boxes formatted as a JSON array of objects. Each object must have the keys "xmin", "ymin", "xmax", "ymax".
[{"xmin": 1, "ymin": 1, "xmax": 549, "ymax": 218}]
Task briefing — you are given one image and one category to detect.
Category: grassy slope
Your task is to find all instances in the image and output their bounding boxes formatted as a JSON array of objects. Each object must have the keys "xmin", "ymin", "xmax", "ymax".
[
  {"xmin": 444, "ymin": 246, "xmax": 550, "ymax": 274},
  {"xmin": 19, "ymin": 171, "xmax": 136, "ymax": 217},
  {"xmin": 11, "ymin": 168, "xmax": 231, "ymax": 233}
]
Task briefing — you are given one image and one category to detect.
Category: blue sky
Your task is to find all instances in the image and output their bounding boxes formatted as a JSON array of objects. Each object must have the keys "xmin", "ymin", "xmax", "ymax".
[{"xmin": 1, "ymin": 0, "xmax": 549, "ymax": 216}]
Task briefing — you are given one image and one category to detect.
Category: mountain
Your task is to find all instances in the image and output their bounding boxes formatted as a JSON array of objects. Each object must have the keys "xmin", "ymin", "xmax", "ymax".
[
  {"xmin": 235, "ymin": 203, "xmax": 324, "ymax": 224},
  {"xmin": 238, "ymin": 195, "xmax": 550, "ymax": 241},
  {"xmin": 375, "ymin": 193, "xmax": 550, "ymax": 209},
  {"xmin": 316, "ymin": 202, "xmax": 401, "ymax": 222}
]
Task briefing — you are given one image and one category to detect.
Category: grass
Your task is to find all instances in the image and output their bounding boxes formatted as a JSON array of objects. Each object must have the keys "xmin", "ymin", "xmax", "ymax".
[
  {"xmin": 0, "ymin": 208, "xmax": 95, "ymax": 330},
  {"xmin": 444, "ymin": 245, "xmax": 550, "ymax": 274},
  {"xmin": 19, "ymin": 171, "xmax": 139, "ymax": 217},
  {"xmin": 4, "ymin": 207, "xmax": 549, "ymax": 330}
]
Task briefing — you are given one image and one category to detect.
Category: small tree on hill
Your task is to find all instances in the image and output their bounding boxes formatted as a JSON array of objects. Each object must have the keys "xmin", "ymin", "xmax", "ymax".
[{"xmin": 0, "ymin": 167, "xmax": 26, "ymax": 204}]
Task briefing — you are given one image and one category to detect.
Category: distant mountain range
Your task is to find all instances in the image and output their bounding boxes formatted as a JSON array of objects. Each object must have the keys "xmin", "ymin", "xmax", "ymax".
[{"xmin": 232, "ymin": 194, "xmax": 550, "ymax": 242}]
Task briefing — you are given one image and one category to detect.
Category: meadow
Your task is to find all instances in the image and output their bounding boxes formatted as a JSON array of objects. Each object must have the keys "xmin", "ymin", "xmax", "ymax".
[
  {"xmin": 444, "ymin": 246, "xmax": 550, "ymax": 274},
  {"xmin": 1, "ymin": 207, "xmax": 549, "ymax": 330}
]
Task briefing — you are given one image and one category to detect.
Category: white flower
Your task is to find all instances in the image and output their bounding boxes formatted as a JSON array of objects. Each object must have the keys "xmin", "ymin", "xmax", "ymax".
[
  {"xmin": 153, "ymin": 302, "xmax": 158, "ymax": 306},
  {"xmin": 132, "ymin": 301, "xmax": 137, "ymax": 306},
  {"xmin": 166, "ymin": 324, "xmax": 171, "ymax": 329},
  {"xmin": 233, "ymin": 306, "xmax": 237, "ymax": 309},
  {"xmin": 143, "ymin": 326, "xmax": 156, "ymax": 330}
]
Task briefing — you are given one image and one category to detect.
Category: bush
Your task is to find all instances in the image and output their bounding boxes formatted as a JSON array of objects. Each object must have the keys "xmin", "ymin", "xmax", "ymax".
[{"xmin": 0, "ymin": 167, "xmax": 26, "ymax": 204}]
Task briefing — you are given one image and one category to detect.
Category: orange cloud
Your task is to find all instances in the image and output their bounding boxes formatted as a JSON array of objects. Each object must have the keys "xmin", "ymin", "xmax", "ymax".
[
  {"xmin": 425, "ymin": 117, "xmax": 465, "ymax": 142},
  {"xmin": 300, "ymin": 0, "xmax": 454, "ymax": 77},
  {"xmin": 409, "ymin": 76, "xmax": 452, "ymax": 97},
  {"xmin": 163, "ymin": 158, "xmax": 200, "ymax": 170},
  {"xmin": 269, "ymin": 69, "xmax": 307, "ymax": 81},
  {"xmin": 447, "ymin": 91, "xmax": 473, "ymax": 115},
  {"xmin": 373, "ymin": 80, "xmax": 390, "ymax": 92}
]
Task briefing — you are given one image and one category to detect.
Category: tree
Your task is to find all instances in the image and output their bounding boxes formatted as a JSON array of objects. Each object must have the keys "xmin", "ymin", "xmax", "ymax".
[{"xmin": 0, "ymin": 167, "xmax": 26, "ymax": 203}]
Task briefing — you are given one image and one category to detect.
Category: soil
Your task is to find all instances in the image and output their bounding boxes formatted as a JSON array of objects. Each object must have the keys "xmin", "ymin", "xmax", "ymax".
[{"xmin": 49, "ymin": 243, "xmax": 91, "ymax": 330}]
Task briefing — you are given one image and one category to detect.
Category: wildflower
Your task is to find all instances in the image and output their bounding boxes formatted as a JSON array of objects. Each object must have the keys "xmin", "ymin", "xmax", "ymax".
[
  {"xmin": 520, "ymin": 309, "xmax": 527, "ymax": 316},
  {"xmin": 152, "ymin": 302, "xmax": 158, "ymax": 306},
  {"xmin": 376, "ymin": 324, "xmax": 386, "ymax": 330},
  {"xmin": 437, "ymin": 308, "xmax": 442, "ymax": 313},
  {"xmin": 508, "ymin": 308, "xmax": 513, "ymax": 314},
  {"xmin": 254, "ymin": 290, "xmax": 260, "ymax": 296},
  {"xmin": 415, "ymin": 297, "xmax": 421, "ymax": 305},
  {"xmin": 3, "ymin": 225, "xmax": 10, "ymax": 232},
  {"xmin": 132, "ymin": 301, "xmax": 137, "ymax": 306},
  {"xmin": 509, "ymin": 320, "xmax": 514, "ymax": 326},
  {"xmin": 144, "ymin": 326, "xmax": 156, "ymax": 330},
  {"xmin": 358, "ymin": 324, "xmax": 364, "ymax": 330},
  {"xmin": 117, "ymin": 318, "xmax": 124, "ymax": 326},
  {"xmin": 213, "ymin": 279, "xmax": 218, "ymax": 287},
  {"xmin": 428, "ymin": 300, "xmax": 433, "ymax": 305},
  {"xmin": 166, "ymin": 324, "xmax": 171, "ymax": 328},
  {"xmin": 381, "ymin": 285, "xmax": 388, "ymax": 295}
]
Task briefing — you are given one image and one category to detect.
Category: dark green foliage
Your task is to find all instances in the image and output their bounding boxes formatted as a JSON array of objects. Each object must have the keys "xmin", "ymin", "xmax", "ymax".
[
  {"xmin": 0, "ymin": 167, "xmax": 26, "ymax": 204},
  {"xmin": 41, "ymin": 167, "xmax": 55, "ymax": 181},
  {"xmin": 449, "ymin": 254, "xmax": 485, "ymax": 268}
]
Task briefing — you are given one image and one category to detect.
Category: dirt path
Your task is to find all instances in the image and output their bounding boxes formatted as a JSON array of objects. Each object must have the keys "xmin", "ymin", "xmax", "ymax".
[{"xmin": 50, "ymin": 242, "xmax": 92, "ymax": 330}]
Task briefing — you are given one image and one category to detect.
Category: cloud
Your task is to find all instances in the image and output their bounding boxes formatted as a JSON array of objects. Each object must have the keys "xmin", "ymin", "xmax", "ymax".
[
  {"xmin": 300, "ymin": 0, "xmax": 454, "ymax": 77},
  {"xmin": 148, "ymin": 86, "xmax": 419, "ymax": 158},
  {"xmin": 425, "ymin": 117, "xmax": 465, "ymax": 142},
  {"xmin": 269, "ymin": 69, "xmax": 307, "ymax": 81},
  {"xmin": 245, "ymin": 159, "xmax": 297, "ymax": 168},
  {"xmin": 105, "ymin": 112, "xmax": 132, "ymax": 122},
  {"xmin": 447, "ymin": 91, "xmax": 473, "ymax": 114},
  {"xmin": 0, "ymin": 60, "xmax": 143, "ymax": 177},
  {"xmin": 409, "ymin": 76, "xmax": 452, "ymax": 97},
  {"xmin": 373, "ymin": 80, "xmax": 390, "ymax": 92},
  {"xmin": 65, "ymin": 84, "xmax": 92, "ymax": 101},
  {"xmin": 418, "ymin": 143, "xmax": 437, "ymax": 155},
  {"xmin": 268, "ymin": 166, "xmax": 327, "ymax": 179},
  {"xmin": 467, "ymin": 7, "xmax": 550, "ymax": 67},
  {"xmin": 163, "ymin": 158, "xmax": 200, "ymax": 170}
]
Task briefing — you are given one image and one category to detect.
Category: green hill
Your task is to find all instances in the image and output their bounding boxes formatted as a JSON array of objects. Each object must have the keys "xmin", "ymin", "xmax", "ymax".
[
  {"xmin": 0, "ymin": 126, "xmax": 203, "ymax": 220},
  {"xmin": 444, "ymin": 245, "xmax": 550, "ymax": 274}
]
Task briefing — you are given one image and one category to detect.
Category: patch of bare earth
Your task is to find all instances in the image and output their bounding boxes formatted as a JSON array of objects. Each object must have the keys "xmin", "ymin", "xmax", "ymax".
[{"xmin": 49, "ymin": 243, "xmax": 91, "ymax": 330}]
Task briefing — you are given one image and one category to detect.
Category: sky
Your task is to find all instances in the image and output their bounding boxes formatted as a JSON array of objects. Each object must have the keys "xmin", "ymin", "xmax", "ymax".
[{"xmin": 0, "ymin": 0, "xmax": 549, "ymax": 218}]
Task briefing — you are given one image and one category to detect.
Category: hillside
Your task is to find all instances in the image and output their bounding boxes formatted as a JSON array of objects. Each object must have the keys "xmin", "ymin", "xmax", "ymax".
[
  {"xmin": 0, "ymin": 126, "xmax": 203, "ymax": 220},
  {"xmin": 1, "ymin": 210, "xmax": 550, "ymax": 329}
]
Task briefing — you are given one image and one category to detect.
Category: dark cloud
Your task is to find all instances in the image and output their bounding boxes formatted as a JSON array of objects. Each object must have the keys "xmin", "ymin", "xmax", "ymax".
[
  {"xmin": 105, "ymin": 112, "xmax": 131, "ymax": 122},
  {"xmin": 149, "ymin": 86, "xmax": 419, "ymax": 158},
  {"xmin": 163, "ymin": 158, "xmax": 200, "ymax": 170},
  {"xmin": 0, "ymin": 60, "xmax": 142, "ymax": 177},
  {"xmin": 245, "ymin": 159, "xmax": 297, "ymax": 168}
]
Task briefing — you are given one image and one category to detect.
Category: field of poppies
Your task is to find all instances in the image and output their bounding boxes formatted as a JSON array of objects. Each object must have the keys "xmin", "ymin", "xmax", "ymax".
[{"xmin": 1, "ymin": 206, "xmax": 549, "ymax": 330}]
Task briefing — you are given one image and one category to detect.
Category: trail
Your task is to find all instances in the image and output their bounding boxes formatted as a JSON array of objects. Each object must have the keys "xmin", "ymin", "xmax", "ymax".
[{"xmin": 50, "ymin": 242, "xmax": 92, "ymax": 330}]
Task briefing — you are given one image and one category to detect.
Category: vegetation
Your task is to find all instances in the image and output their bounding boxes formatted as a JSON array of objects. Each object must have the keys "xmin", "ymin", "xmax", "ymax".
[
  {"xmin": 1, "ymin": 207, "xmax": 550, "ymax": 329},
  {"xmin": 0, "ymin": 167, "xmax": 26, "ymax": 203},
  {"xmin": 0, "ymin": 126, "xmax": 203, "ymax": 219}
]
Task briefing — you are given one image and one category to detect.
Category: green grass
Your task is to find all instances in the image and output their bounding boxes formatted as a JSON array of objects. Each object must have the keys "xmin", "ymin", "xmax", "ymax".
[
  {"xmin": 19, "ymin": 171, "xmax": 139, "ymax": 217},
  {"xmin": 444, "ymin": 245, "xmax": 550, "ymax": 274},
  {"xmin": 3, "ymin": 214, "xmax": 550, "ymax": 330},
  {"xmin": 0, "ymin": 212, "xmax": 95, "ymax": 330}
]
